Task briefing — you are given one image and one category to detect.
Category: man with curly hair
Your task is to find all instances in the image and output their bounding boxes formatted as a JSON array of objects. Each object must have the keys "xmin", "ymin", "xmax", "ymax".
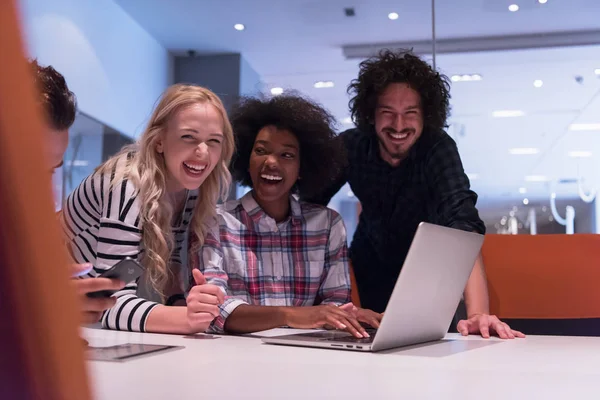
[
  {"xmin": 192, "ymin": 94, "xmax": 381, "ymax": 338},
  {"xmin": 309, "ymin": 50, "xmax": 524, "ymax": 339}
]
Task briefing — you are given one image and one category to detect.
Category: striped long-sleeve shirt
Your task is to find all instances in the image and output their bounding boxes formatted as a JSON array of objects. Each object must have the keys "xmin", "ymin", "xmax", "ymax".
[{"xmin": 59, "ymin": 154, "xmax": 198, "ymax": 332}]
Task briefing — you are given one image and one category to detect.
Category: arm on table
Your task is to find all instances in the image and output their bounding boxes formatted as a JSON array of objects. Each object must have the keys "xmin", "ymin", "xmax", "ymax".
[{"xmin": 426, "ymin": 136, "xmax": 523, "ymax": 338}]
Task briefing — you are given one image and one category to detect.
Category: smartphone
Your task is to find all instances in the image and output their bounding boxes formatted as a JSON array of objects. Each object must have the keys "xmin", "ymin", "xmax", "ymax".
[{"xmin": 86, "ymin": 257, "xmax": 144, "ymax": 298}]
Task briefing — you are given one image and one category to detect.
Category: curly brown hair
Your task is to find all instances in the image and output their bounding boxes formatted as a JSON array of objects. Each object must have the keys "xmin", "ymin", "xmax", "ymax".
[
  {"xmin": 30, "ymin": 59, "xmax": 77, "ymax": 130},
  {"xmin": 348, "ymin": 49, "xmax": 451, "ymax": 132},
  {"xmin": 230, "ymin": 93, "xmax": 344, "ymax": 200}
]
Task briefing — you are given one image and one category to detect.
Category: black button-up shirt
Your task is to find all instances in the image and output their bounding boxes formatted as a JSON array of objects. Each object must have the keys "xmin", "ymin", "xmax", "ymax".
[{"xmin": 308, "ymin": 127, "xmax": 485, "ymax": 313}]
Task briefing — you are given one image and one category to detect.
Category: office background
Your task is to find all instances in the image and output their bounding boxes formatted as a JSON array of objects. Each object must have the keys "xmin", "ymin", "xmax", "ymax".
[{"xmin": 18, "ymin": 0, "xmax": 600, "ymax": 238}]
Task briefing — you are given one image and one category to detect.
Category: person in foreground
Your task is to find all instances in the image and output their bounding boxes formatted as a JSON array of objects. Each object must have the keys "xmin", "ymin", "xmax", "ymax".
[
  {"xmin": 31, "ymin": 59, "xmax": 126, "ymax": 324},
  {"xmin": 60, "ymin": 84, "xmax": 232, "ymax": 333},
  {"xmin": 192, "ymin": 94, "xmax": 381, "ymax": 338},
  {"xmin": 308, "ymin": 50, "xmax": 525, "ymax": 339}
]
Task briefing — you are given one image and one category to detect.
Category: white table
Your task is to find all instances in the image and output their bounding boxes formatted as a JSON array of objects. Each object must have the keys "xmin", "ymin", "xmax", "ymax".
[{"xmin": 83, "ymin": 327, "xmax": 600, "ymax": 399}]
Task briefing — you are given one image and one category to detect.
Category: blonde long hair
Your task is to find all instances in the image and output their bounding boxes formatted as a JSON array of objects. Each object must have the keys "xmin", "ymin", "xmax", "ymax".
[{"xmin": 97, "ymin": 84, "xmax": 234, "ymax": 296}]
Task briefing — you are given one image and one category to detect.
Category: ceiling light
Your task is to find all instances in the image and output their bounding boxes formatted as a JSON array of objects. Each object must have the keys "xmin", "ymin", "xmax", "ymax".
[
  {"xmin": 234, "ymin": 24, "xmax": 245, "ymax": 31},
  {"xmin": 525, "ymin": 175, "xmax": 549, "ymax": 182},
  {"xmin": 388, "ymin": 12, "xmax": 399, "ymax": 20},
  {"xmin": 519, "ymin": 187, "xmax": 527, "ymax": 194},
  {"xmin": 270, "ymin": 87, "xmax": 283, "ymax": 95},
  {"xmin": 467, "ymin": 173, "xmax": 479, "ymax": 180},
  {"xmin": 568, "ymin": 123, "xmax": 600, "ymax": 131},
  {"xmin": 533, "ymin": 80, "xmax": 543, "ymax": 88},
  {"xmin": 595, "ymin": 68, "xmax": 600, "ymax": 75},
  {"xmin": 314, "ymin": 81, "xmax": 334, "ymax": 89},
  {"xmin": 509, "ymin": 147, "xmax": 540, "ymax": 155},
  {"xmin": 523, "ymin": 198, "xmax": 529, "ymax": 205},
  {"xmin": 341, "ymin": 117, "xmax": 353, "ymax": 125},
  {"xmin": 538, "ymin": 0, "xmax": 548, "ymax": 3},
  {"xmin": 508, "ymin": 4, "xmax": 519, "ymax": 12},
  {"xmin": 568, "ymin": 150, "xmax": 592, "ymax": 158},
  {"xmin": 492, "ymin": 110, "xmax": 525, "ymax": 118},
  {"xmin": 451, "ymin": 74, "xmax": 482, "ymax": 82}
]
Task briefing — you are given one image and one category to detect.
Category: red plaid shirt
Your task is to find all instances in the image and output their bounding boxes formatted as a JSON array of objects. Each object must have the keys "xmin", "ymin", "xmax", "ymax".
[{"xmin": 190, "ymin": 192, "xmax": 351, "ymax": 333}]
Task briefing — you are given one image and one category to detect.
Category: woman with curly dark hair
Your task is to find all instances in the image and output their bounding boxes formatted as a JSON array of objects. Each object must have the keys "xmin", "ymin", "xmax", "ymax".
[
  {"xmin": 309, "ymin": 49, "xmax": 525, "ymax": 340},
  {"xmin": 189, "ymin": 94, "xmax": 381, "ymax": 337}
]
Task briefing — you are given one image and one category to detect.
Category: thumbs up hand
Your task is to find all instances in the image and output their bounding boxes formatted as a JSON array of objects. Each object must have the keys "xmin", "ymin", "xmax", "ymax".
[{"xmin": 186, "ymin": 268, "xmax": 225, "ymax": 333}]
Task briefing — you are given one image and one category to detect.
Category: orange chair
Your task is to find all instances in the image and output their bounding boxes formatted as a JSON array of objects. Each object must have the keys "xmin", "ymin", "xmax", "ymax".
[{"xmin": 482, "ymin": 234, "xmax": 600, "ymax": 336}]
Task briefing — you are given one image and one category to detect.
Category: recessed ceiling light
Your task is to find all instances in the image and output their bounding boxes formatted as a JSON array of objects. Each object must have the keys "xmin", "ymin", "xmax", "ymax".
[
  {"xmin": 538, "ymin": 0, "xmax": 548, "ymax": 3},
  {"xmin": 533, "ymin": 80, "xmax": 544, "ymax": 88},
  {"xmin": 509, "ymin": 147, "xmax": 540, "ymax": 155},
  {"xmin": 519, "ymin": 187, "xmax": 527, "ymax": 194},
  {"xmin": 342, "ymin": 117, "xmax": 353, "ymax": 125},
  {"xmin": 525, "ymin": 175, "xmax": 549, "ymax": 182},
  {"xmin": 595, "ymin": 68, "xmax": 600, "ymax": 75},
  {"xmin": 314, "ymin": 81, "xmax": 334, "ymax": 89},
  {"xmin": 388, "ymin": 12, "xmax": 399, "ymax": 20},
  {"xmin": 451, "ymin": 74, "xmax": 483, "ymax": 82},
  {"xmin": 270, "ymin": 87, "xmax": 284, "ymax": 95},
  {"xmin": 568, "ymin": 123, "xmax": 600, "ymax": 131},
  {"xmin": 508, "ymin": 4, "xmax": 519, "ymax": 12},
  {"xmin": 492, "ymin": 110, "xmax": 525, "ymax": 117},
  {"xmin": 467, "ymin": 173, "xmax": 479, "ymax": 180},
  {"xmin": 568, "ymin": 151, "xmax": 592, "ymax": 158},
  {"xmin": 523, "ymin": 198, "xmax": 529, "ymax": 205},
  {"xmin": 234, "ymin": 23, "xmax": 245, "ymax": 31}
]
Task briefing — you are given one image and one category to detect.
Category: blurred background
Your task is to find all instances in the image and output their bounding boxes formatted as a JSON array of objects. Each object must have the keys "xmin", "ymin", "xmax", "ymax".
[{"xmin": 19, "ymin": 0, "xmax": 600, "ymax": 238}]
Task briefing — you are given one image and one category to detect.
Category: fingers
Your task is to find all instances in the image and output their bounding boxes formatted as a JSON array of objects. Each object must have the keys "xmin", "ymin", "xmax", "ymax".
[
  {"xmin": 339, "ymin": 303, "xmax": 357, "ymax": 314},
  {"xmin": 456, "ymin": 319, "xmax": 470, "ymax": 336},
  {"xmin": 344, "ymin": 314, "xmax": 369, "ymax": 338},
  {"xmin": 71, "ymin": 263, "xmax": 93, "ymax": 278},
  {"xmin": 192, "ymin": 269, "xmax": 207, "ymax": 285},
  {"xmin": 492, "ymin": 321, "xmax": 510, "ymax": 339},
  {"xmin": 81, "ymin": 296, "xmax": 117, "ymax": 313},
  {"xmin": 361, "ymin": 311, "xmax": 382, "ymax": 329},
  {"xmin": 354, "ymin": 309, "xmax": 381, "ymax": 328},
  {"xmin": 187, "ymin": 300, "xmax": 220, "ymax": 318},
  {"xmin": 189, "ymin": 284, "xmax": 225, "ymax": 304},
  {"xmin": 81, "ymin": 311, "xmax": 103, "ymax": 324},
  {"xmin": 478, "ymin": 314, "xmax": 490, "ymax": 338},
  {"xmin": 190, "ymin": 293, "xmax": 220, "ymax": 305},
  {"xmin": 73, "ymin": 278, "xmax": 125, "ymax": 295},
  {"xmin": 325, "ymin": 307, "xmax": 367, "ymax": 338},
  {"xmin": 513, "ymin": 329, "xmax": 526, "ymax": 338},
  {"xmin": 324, "ymin": 314, "xmax": 350, "ymax": 331}
]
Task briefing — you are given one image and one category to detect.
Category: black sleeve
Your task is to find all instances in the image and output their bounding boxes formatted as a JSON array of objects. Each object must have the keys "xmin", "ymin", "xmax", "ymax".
[
  {"xmin": 425, "ymin": 135, "xmax": 486, "ymax": 234},
  {"xmin": 303, "ymin": 132, "xmax": 350, "ymax": 206}
]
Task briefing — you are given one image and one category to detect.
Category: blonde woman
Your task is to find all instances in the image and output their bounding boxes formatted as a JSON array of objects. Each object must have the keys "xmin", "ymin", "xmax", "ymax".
[{"xmin": 60, "ymin": 84, "xmax": 234, "ymax": 334}]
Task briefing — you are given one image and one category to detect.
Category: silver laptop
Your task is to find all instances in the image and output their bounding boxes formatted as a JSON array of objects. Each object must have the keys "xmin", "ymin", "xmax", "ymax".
[{"xmin": 262, "ymin": 222, "xmax": 484, "ymax": 352}]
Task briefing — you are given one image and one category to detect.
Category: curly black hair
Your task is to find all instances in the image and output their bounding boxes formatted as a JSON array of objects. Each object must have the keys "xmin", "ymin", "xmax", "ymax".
[
  {"xmin": 229, "ymin": 93, "xmax": 344, "ymax": 200},
  {"xmin": 30, "ymin": 59, "xmax": 77, "ymax": 130},
  {"xmin": 348, "ymin": 49, "xmax": 451, "ymax": 133}
]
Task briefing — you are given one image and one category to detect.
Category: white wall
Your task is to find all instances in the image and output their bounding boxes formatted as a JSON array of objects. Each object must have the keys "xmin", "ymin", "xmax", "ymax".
[{"xmin": 17, "ymin": 0, "xmax": 172, "ymax": 137}]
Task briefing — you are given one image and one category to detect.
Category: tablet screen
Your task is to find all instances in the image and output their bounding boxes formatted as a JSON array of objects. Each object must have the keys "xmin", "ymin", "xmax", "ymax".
[{"xmin": 86, "ymin": 343, "xmax": 183, "ymax": 362}]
